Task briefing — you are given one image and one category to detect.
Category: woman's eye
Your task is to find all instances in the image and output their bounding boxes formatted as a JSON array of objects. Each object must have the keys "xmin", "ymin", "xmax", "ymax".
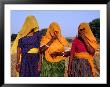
[
  {"xmin": 55, "ymin": 31, "xmax": 58, "ymax": 33},
  {"xmin": 80, "ymin": 28, "xmax": 85, "ymax": 31}
]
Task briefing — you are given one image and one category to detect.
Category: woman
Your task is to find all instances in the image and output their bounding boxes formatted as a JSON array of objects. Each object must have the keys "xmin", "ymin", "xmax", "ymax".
[
  {"xmin": 40, "ymin": 22, "xmax": 70, "ymax": 77},
  {"xmin": 68, "ymin": 23, "xmax": 98, "ymax": 77},
  {"xmin": 11, "ymin": 16, "xmax": 42, "ymax": 77}
]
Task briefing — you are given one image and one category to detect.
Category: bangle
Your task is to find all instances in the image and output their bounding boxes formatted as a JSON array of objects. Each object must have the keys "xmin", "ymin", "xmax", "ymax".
[
  {"xmin": 62, "ymin": 52, "xmax": 65, "ymax": 57},
  {"xmin": 45, "ymin": 44, "xmax": 49, "ymax": 48}
]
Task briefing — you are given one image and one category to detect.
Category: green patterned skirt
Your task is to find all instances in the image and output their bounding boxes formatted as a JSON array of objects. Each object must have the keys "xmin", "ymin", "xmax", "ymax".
[{"xmin": 40, "ymin": 58, "xmax": 65, "ymax": 77}]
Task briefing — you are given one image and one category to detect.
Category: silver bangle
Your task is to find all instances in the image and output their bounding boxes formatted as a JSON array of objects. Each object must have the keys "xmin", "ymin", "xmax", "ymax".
[
  {"xmin": 62, "ymin": 52, "xmax": 65, "ymax": 57},
  {"xmin": 45, "ymin": 44, "xmax": 49, "ymax": 48}
]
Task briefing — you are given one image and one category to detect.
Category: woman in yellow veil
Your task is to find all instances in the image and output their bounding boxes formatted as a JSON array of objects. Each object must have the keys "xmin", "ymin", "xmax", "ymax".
[
  {"xmin": 68, "ymin": 22, "xmax": 98, "ymax": 77},
  {"xmin": 11, "ymin": 16, "xmax": 42, "ymax": 77},
  {"xmin": 40, "ymin": 22, "xmax": 70, "ymax": 77}
]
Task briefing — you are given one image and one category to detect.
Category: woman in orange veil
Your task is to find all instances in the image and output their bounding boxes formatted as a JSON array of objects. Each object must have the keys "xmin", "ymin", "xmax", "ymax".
[{"xmin": 40, "ymin": 22, "xmax": 70, "ymax": 77}]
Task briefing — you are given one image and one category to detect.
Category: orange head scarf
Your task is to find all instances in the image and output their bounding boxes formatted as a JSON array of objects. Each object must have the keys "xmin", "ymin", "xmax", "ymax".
[
  {"xmin": 40, "ymin": 22, "xmax": 69, "ymax": 62},
  {"xmin": 78, "ymin": 22, "xmax": 98, "ymax": 51},
  {"xmin": 77, "ymin": 23, "xmax": 98, "ymax": 76}
]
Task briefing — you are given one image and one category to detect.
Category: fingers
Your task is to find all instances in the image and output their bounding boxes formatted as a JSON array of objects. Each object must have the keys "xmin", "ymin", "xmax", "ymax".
[
  {"xmin": 38, "ymin": 61, "xmax": 42, "ymax": 72},
  {"xmin": 51, "ymin": 53, "xmax": 56, "ymax": 57},
  {"xmin": 38, "ymin": 66, "xmax": 41, "ymax": 72},
  {"xmin": 16, "ymin": 63, "xmax": 21, "ymax": 72},
  {"xmin": 52, "ymin": 34, "xmax": 58, "ymax": 40},
  {"xmin": 51, "ymin": 54, "xmax": 55, "ymax": 57}
]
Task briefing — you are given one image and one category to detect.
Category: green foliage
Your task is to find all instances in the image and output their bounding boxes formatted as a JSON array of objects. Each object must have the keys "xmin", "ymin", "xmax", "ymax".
[
  {"xmin": 89, "ymin": 18, "xmax": 100, "ymax": 42},
  {"xmin": 11, "ymin": 34, "xmax": 17, "ymax": 41},
  {"xmin": 40, "ymin": 28, "xmax": 47, "ymax": 36},
  {"xmin": 66, "ymin": 38, "xmax": 72, "ymax": 43}
]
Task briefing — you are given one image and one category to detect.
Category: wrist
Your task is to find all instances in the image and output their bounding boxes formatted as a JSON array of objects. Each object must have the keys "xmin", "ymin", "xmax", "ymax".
[
  {"xmin": 45, "ymin": 44, "xmax": 49, "ymax": 48},
  {"xmin": 62, "ymin": 52, "xmax": 65, "ymax": 57}
]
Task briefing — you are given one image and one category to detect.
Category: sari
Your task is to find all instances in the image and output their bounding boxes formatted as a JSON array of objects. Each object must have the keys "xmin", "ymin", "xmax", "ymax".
[
  {"xmin": 40, "ymin": 22, "xmax": 69, "ymax": 77},
  {"xmin": 11, "ymin": 16, "xmax": 42, "ymax": 77},
  {"xmin": 70, "ymin": 23, "xmax": 98, "ymax": 77}
]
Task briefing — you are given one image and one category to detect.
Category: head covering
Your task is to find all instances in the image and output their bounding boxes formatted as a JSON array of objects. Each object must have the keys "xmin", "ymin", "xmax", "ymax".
[
  {"xmin": 11, "ymin": 15, "xmax": 39, "ymax": 54},
  {"xmin": 78, "ymin": 22, "xmax": 98, "ymax": 51},
  {"xmin": 40, "ymin": 22, "xmax": 69, "ymax": 62}
]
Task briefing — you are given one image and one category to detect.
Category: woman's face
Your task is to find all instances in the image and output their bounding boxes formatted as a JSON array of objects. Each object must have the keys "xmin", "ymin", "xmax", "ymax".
[
  {"xmin": 78, "ymin": 28, "xmax": 85, "ymax": 38},
  {"xmin": 54, "ymin": 31, "xmax": 59, "ymax": 36},
  {"xmin": 49, "ymin": 22, "xmax": 61, "ymax": 38}
]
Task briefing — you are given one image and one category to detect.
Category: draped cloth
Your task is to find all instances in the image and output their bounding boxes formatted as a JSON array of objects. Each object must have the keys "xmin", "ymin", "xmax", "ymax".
[
  {"xmin": 71, "ymin": 23, "xmax": 98, "ymax": 77},
  {"xmin": 74, "ymin": 52, "xmax": 96, "ymax": 76},
  {"xmin": 11, "ymin": 16, "xmax": 39, "ymax": 54},
  {"xmin": 40, "ymin": 22, "xmax": 69, "ymax": 62},
  {"xmin": 18, "ymin": 32, "xmax": 41, "ymax": 77},
  {"xmin": 78, "ymin": 23, "xmax": 98, "ymax": 51},
  {"xmin": 11, "ymin": 16, "xmax": 39, "ymax": 77}
]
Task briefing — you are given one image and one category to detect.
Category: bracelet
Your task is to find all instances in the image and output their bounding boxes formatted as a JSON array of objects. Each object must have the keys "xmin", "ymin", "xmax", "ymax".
[
  {"xmin": 45, "ymin": 44, "xmax": 49, "ymax": 48},
  {"xmin": 62, "ymin": 52, "xmax": 65, "ymax": 57}
]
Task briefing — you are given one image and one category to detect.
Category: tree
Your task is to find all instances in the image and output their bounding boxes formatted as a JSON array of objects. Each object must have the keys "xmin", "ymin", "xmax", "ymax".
[
  {"xmin": 11, "ymin": 34, "xmax": 17, "ymax": 41},
  {"xmin": 40, "ymin": 28, "xmax": 47, "ymax": 36},
  {"xmin": 89, "ymin": 18, "xmax": 100, "ymax": 42}
]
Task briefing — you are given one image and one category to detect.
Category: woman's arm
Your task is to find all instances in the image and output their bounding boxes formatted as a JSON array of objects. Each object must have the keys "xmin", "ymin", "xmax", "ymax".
[
  {"xmin": 68, "ymin": 54, "xmax": 73, "ymax": 77},
  {"xmin": 63, "ymin": 51, "xmax": 70, "ymax": 57},
  {"xmin": 50, "ymin": 51, "xmax": 70, "ymax": 58},
  {"xmin": 38, "ymin": 54, "xmax": 42, "ymax": 72},
  {"xmin": 16, "ymin": 47, "xmax": 21, "ymax": 72},
  {"xmin": 81, "ymin": 35, "xmax": 95, "ymax": 55},
  {"xmin": 17, "ymin": 47, "xmax": 21, "ymax": 63},
  {"xmin": 40, "ymin": 36, "xmax": 57, "ymax": 53},
  {"xmin": 84, "ymin": 38, "xmax": 95, "ymax": 54}
]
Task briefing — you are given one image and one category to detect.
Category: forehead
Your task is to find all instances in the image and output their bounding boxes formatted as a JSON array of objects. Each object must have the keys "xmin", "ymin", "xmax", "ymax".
[{"xmin": 52, "ymin": 25, "xmax": 60, "ymax": 31}]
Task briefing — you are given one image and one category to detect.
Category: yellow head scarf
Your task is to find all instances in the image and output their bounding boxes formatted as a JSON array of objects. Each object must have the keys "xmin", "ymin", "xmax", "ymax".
[
  {"xmin": 78, "ymin": 22, "xmax": 98, "ymax": 51},
  {"xmin": 40, "ymin": 22, "xmax": 69, "ymax": 62},
  {"xmin": 11, "ymin": 15, "xmax": 39, "ymax": 54}
]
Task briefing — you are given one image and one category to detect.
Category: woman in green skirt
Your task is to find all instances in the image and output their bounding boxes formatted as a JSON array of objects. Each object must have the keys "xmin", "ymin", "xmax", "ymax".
[{"xmin": 39, "ymin": 22, "xmax": 70, "ymax": 77}]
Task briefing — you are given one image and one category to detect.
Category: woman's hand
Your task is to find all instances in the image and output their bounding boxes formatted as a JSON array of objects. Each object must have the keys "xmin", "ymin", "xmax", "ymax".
[
  {"xmin": 51, "ymin": 51, "xmax": 70, "ymax": 58},
  {"xmin": 51, "ymin": 34, "xmax": 58, "ymax": 41},
  {"xmin": 79, "ymin": 30, "xmax": 95, "ymax": 55},
  {"xmin": 51, "ymin": 52, "xmax": 59, "ymax": 58},
  {"xmin": 68, "ymin": 61, "xmax": 73, "ymax": 77},
  {"xmin": 16, "ymin": 62, "xmax": 21, "ymax": 72},
  {"xmin": 40, "ymin": 35, "xmax": 58, "ymax": 53},
  {"xmin": 38, "ymin": 61, "xmax": 42, "ymax": 73},
  {"xmin": 63, "ymin": 51, "xmax": 70, "ymax": 57},
  {"xmin": 39, "ymin": 45, "xmax": 46, "ymax": 53},
  {"xmin": 68, "ymin": 56, "xmax": 73, "ymax": 77},
  {"xmin": 51, "ymin": 52, "xmax": 62, "ymax": 58},
  {"xmin": 79, "ymin": 30, "xmax": 86, "ymax": 40},
  {"xmin": 68, "ymin": 68, "xmax": 72, "ymax": 77}
]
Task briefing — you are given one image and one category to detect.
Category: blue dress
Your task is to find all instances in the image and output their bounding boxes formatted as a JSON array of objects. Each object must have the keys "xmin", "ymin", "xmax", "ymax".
[{"xmin": 18, "ymin": 31, "xmax": 42, "ymax": 77}]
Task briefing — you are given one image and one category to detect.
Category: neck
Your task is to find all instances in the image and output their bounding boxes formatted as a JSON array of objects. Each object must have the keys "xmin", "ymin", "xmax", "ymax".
[
  {"xmin": 78, "ymin": 36, "xmax": 83, "ymax": 41},
  {"xmin": 27, "ymin": 32, "xmax": 34, "ymax": 36}
]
